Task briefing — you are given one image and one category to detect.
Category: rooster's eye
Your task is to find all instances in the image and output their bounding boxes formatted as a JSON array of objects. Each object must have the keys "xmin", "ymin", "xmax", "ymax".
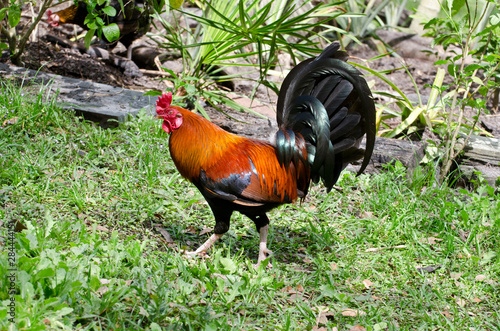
[{"xmin": 168, "ymin": 111, "xmax": 173, "ymax": 115}]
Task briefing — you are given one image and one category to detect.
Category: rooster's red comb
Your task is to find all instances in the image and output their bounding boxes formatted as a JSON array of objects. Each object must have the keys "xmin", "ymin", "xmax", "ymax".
[{"xmin": 156, "ymin": 91, "xmax": 173, "ymax": 115}]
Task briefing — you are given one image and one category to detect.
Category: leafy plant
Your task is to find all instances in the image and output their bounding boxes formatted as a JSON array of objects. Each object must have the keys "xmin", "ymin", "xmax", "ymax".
[
  {"xmin": 422, "ymin": 0, "xmax": 500, "ymax": 181},
  {"xmin": 0, "ymin": 0, "xmax": 55, "ymax": 65},
  {"xmin": 333, "ymin": 0, "xmax": 411, "ymax": 48},
  {"xmin": 150, "ymin": 0, "xmax": 347, "ymax": 115}
]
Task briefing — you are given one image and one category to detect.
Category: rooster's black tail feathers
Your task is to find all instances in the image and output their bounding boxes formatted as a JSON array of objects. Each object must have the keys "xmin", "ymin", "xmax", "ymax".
[{"xmin": 276, "ymin": 42, "xmax": 376, "ymax": 192}]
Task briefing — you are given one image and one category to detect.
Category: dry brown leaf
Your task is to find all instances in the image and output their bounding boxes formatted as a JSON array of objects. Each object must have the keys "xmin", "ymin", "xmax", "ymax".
[
  {"xmin": 450, "ymin": 272, "xmax": 463, "ymax": 279},
  {"xmin": 156, "ymin": 227, "xmax": 174, "ymax": 243},
  {"xmin": 441, "ymin": 310, "xmax": 452, "ymax": 318},
  {"xmin": 296, "ymin": 284, "xmax": 304, "ymax": 292},
  {"xmin": 457, "ymin": 252, "xmax": 471, "ymax": 259},
  {"xmin": 349, "ymin": 325, "xmax": 367, "ymax": 331},
  {"xmin": 96, "ymin": 286, "xmax": 109, "ymax": 295},
  {"xmin": 361, "ymin": 211, "xmax": 374, "ymax": 219},
  {"xmin": 94, "ymin": 225, "xmax": 109, "ymax": 232},
  {"xmin": 371, "ymin": 295, "xmax": 382, "ymax": 300},
  {"xmin": 297, "ymin": 247, "xmax": 307, "ymax": 252},
  {"xmin": 199, "ymin": 227, "xmax": 213, "ymax": 236},
  {"xmin": 183, "ymin": 226, "xmax": 197, "ymax": 234},
  {"xmin": 421, "ymin": 236, "xmax": 443, "ymax": 244},
  {"xmin": 138, "ymin": 306, "xmax": 149, "ymax": 316},
  {"xmin": 330, "ymin": 263, "xmax": 338, "ymax": 271},
  {"xmin": 125, "ymin": 280, "xmax": 133, "ymax": 286},
  {"xmin": 303, "ymin": 257, "xmax": 312, "ymax": 264},
  {"xmin": 475, "ymin": 274, "xmax": 486, "ymax": 282},
  {"xmin": 467, "ymin": 311, "xmax": 477, "ymax": 317},
  {"xmin": 362, "ymin": 279, "xmax": 374, "ymax": 289},
  {"xmin": 99, "ymin": 278, "xmax": 111, "ymax": 285},
  {"xmin": 312, "ymin": 327, "xmax": 327, "ymax": 331},
  {"xmin": 306, "ymin": 205, "xmax": 316, "ymax": 211},
  {"xmin": 473, "ymin": 297, "xmax": 482, "ymax": 303},
  {"xmin": 365, "ymin": 244, "xmax": 406, "ymax": 252},
  {"xmin": 341, "ymin": 309, "xmax": 366, "ymax": 317},
  {"xmin": 456, "ymin": 298, "xmax": 466, "ymax": 307},
  {"xmin": 3, "ymin": 117, "xmax": 19, "ymax": 125}
]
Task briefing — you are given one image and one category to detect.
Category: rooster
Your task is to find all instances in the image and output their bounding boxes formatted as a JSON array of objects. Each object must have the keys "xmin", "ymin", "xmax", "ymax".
[{"xmin": 156, "ymin": 42, "xmax": 376, "ymax": 266}]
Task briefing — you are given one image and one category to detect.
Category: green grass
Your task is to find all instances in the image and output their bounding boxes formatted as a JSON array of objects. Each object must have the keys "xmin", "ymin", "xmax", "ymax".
[{"xmin": 0, "ymin": 79, "xmax": 499, "ymax": 331}]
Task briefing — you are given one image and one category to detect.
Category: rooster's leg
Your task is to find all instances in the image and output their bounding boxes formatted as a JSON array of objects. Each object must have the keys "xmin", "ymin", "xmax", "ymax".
[
  {"xmin": 256, "ymin": 224, "xmax": 273, "ymax": 267},
  {"xmin": 186, "ymin": 233, "xmax": 223, "ymax": 257}
]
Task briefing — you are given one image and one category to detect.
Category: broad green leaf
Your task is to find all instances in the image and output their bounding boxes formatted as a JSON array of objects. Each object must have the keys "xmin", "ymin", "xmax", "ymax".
[
  {"xmin": 220, "ymin": 257, "xmax": 237, "ymax": 274},
  {"xmin": 55, "ymin": 307, "xmax": 74, "ymax": 317},
  {"xmin": 8, "ymin": 6, "xmax": 21, "ymax": 27},
  {"xmin": 0, "ymin": 7, "xmax": 8, "ymax": 22},
  {"xmin": 170, "ymin": 0, "xmax": 184, "ymax": 9},
  {"xmin": 0, "ymin": 42, "xmax": 8, "ymax": 50},
  {"xmin": 470, "ymin": 76, "xmax": 483, "ymax": 85},
  {"xmin": 36, "ymin": 268, "xmax": 55, "ymax": 279},
  {"xmin": 144, "ymin": 90, "xmax": 163, "ymax": 96},
  {"xmin": 102, "ymin": 23, "xmax": 120, "ymax": 42},
  {"xmin": 84, "ymin": 29, "xmax": 96, "ymax": 49},
  {"xmin": 464, "ymin": 64, "xmax": 483, "ymax": 72},
  {"xmin": 102, "ymin": 6, "xmax": 117, "ymax": 16}
]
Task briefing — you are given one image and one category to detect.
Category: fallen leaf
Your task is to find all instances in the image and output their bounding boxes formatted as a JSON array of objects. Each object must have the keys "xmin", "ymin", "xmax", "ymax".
[
  {"xmin": 183, "ymin": 226, "xmax": 197, "ymax": 234},
  {"xmin": 316, "ymin": 310, "xmax": 336, "ymax": 325},
  {"xmin": 441, "ymin": 310, "xmax": 452, "ymax": 318},
  {"xmin": 365, "ymin": 244, "xmax": 406, "ymax": 252},
  {"xmin": 298, "ymin": 247, "xmax": 307, "ymax": 252},
  {"xmin": 3, "ymin": 117, "xmax": 19, "ymax": 125},
  {"xmin": 94, "ymin": 225, "xmax": 109, "ymax": 232},
  {"xmin": 303, "ymin": 257, "xmax": 312, "ymax": 264},
  {"xmin": 456, "ymin": 298, "xmax": 466, "ymax": 307},
  {"xmin": 450, "ymin": 272, "xmax": 463, "ymax": 279},
  {"xmin": 156, "ymin": 227, "xmax": 174, "ymax": 242},
  {"xmin": 296, "ymin": 284, "xmax": 304, "ymax": 292},
  {"xmin": 312, "ymin": 327, "xmax": 327, "ymax": 331},
  {"xmin": 416, "ymin": 264, "xmax": 442, "ymax": 274},
  {"xmin": 138, "ymin": 306, "xmax": 149, "ymax": 316},
  {"xmin": 458, "ymin": 230, "xmax": 469, "ymax": 242},
  {"xmin": 349, "ymin": 325, "xmax": 367, "ymax": 331},
  {"xmin": 341, "ymin": 309, "xmax": 366, "ymax": 317},
  {"xmin": 467, "ymin": 311, "xmax": 477, "ymax": 317},
  {"xmin": 96, "ymin": 286, "xmax": 109, "ymax": 295},
  {"xmin": 330, "ymin": 263, "xmax": 338, "ymax": 271},
  {"xmin": 473, "ymin": 297, "xmax": 482, "ymax": 303},
  {"xmin": 362, "ymin": 279, "xmax": 374, "ymax": 289},
  {"xmin": 475, "ymin": 275, "xmax": 486, "ymax": 282},
  {"xmin": 125, "ymin": 280, "xmax": 133, "ymax": 286},
  {"xmin": 421, "ymin": 237, "xmax": 443, "ymax": 245},
  {"xmin": 371, "ymin": 295, "xmax": 382, "ymax": 300},
  {"xmin": 199, "ymin": 227, "xmax": 213, "ymax": 236},
  {"xmin": 100, "ymin": 279, "xmax": 111, "ymax": 285},
  {"xmin": 361, "ymin": 211, "xmax": 374, "ymax": 219}
]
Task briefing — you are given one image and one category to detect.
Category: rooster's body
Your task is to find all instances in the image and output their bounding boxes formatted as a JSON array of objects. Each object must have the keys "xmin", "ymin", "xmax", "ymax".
[{"xmin": 156, "ymin": 42, "xmax": 376, "ymax": 266}]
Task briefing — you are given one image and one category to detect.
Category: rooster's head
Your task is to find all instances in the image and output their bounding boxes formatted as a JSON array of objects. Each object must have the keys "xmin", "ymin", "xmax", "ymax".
[{"xmin": 156, "ymin": 92, "xmax": 183, "ymax": 134}]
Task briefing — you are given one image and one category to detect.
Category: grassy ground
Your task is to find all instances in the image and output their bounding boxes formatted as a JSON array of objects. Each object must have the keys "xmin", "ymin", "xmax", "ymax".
[{"xmin": 0, "ymin": 79, "xmax": 499, "ymax": 331}]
